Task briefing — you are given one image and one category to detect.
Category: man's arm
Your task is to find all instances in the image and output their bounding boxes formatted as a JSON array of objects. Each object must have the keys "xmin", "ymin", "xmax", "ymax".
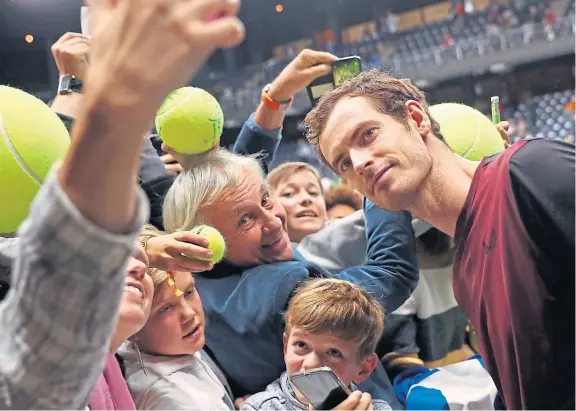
[
  {"xmin": 234, "ymin": 49, "xmax": 338, "ymax": 173},
  {"xmin": 0, "ymin": 171, "xmax": 148, "ymax": 409},
  {"xmin": 335, "ymin": 200, "xmax": 419, "ymax": 314}
]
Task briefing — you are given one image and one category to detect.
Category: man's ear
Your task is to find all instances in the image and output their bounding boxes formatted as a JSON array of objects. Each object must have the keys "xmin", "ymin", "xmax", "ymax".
[
  {"xmin": 353, "ymin": 353, "xmax": 379, "ymax": 384},
  {"xmin": 405, "ymin": 100, "xmax": 431, "ymax": 137},
  {"xmin": 283, "ymin": 332, "xmax": 288, "ymax": 356}
]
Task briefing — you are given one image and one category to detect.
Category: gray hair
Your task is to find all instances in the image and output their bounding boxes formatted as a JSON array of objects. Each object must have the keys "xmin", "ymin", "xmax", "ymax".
[{"xmin": 163, "ymin": 148, "xmax": 265, "ymax": 233}]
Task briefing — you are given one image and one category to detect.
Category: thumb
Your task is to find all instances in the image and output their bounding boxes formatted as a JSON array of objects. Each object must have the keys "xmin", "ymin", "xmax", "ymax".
[{"xmin": 303, "ymin": 63, "xmax": 332, "ymax": 80}]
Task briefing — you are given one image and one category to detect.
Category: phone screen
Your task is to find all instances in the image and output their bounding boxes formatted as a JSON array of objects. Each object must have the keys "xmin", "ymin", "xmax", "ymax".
[
  {"xmin": 332, "ymin": 57, "xmax": 361, "ymax": 87},
  {"xmin": 289, "ymin": 367, "xmax": 351, "ymax": 410}
]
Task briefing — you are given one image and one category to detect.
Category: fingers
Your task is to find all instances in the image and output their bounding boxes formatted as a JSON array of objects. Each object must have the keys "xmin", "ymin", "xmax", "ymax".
[
  {"xmin": 334, "ymin": 391, "xmax": 362, "ymax": 410},
  {"xmin": 303, "ymin": 63, "xmax": 333, "ymax": 79},
  {"xmin": 188, "ymin": 17, "xmax": 245, "ymax": 49},
  {"xmin": 355, "ymin": 392, "xmax": 372, "ymax": 410},
  {"xmin": 170, "ymin": 256, "xmax": 213, "ymax": 273},
  {"xmin": 496, "ymin": 123, "xmax": 510, "ymax": 146},
  {"xmin": 178, "ymin": 0, "xmax": 245, "ymax": 49},
  {"xmin": 166, "ymin": 163, "xmax": 184, "ymax": 174},
  {"xmin": 300, "ymin": 49, "xmax": 338, "ymax": 65},
  {"xmin": 173, "ymin": 231, "xmax": 210, "ymax": 248}
]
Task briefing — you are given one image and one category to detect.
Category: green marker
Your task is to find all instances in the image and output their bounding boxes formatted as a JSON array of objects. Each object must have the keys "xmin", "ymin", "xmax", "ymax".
[{"xmin": 491, "ymin": 96, "xmax": 500, "ymax": 125}]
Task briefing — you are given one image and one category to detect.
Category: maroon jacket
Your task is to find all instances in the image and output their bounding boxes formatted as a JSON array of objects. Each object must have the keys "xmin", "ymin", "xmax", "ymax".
[{"xmin": 453, "ymin": 139, "xmax": 574, "ymax": 409}]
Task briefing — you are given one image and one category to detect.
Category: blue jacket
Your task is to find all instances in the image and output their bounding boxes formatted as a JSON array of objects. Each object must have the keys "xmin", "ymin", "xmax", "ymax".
[{"xmin": 196, "ymin": 201, "xmax": 418, "ymax": 410}]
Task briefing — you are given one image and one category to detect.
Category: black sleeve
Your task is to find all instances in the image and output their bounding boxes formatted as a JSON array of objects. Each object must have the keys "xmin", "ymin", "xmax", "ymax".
[{"xmin": 509, "ymin": 139, "xmax": 575, "ymax": 286}]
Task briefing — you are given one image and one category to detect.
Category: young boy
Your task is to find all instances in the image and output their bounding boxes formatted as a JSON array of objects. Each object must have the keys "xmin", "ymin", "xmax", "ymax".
[{"xmin": 241, "ymin": 279, "xmax": 391, "ymax": 410}]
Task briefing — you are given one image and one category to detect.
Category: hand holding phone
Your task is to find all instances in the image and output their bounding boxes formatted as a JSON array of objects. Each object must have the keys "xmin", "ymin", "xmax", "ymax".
[
  {"xmin": 306, "ymin": 56, "xmax": 361, "ymax": 106},
  {"xmin": 290, "ymin": 367, "xmax": 373, "ymax": 410}
]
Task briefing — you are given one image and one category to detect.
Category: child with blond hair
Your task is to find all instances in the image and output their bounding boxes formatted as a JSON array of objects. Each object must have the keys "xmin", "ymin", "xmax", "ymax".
[{"xmin": 241, "ymin": 279, "xmax": 391, "ymax": 411}]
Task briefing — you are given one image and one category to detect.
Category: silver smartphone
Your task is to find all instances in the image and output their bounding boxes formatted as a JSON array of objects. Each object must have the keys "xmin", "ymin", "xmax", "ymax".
[{"xmin": 289, "ymin": 367, "xmax": 351, "ymax": 410}]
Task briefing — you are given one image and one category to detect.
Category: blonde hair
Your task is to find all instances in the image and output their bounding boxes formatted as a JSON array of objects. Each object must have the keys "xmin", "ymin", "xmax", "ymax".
[
  {"xmin": 163, "ymin": 148, "xmax": 265, "ymax": 233},
  {"xmin": 304, "ymin": 68, "xmax": 445, "ymax": 169},
  {"xmin": 267, "ymin": 162, "xmax": 323, "ymax": 192},
  {"xmin": 285, "ymin": 278, "xmax": 384, "ymax": 359}
]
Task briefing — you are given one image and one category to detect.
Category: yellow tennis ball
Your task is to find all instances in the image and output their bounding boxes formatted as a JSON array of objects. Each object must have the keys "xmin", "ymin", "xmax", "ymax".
[
  {"xmin": 430, "ymin": 103, "xmax": 505, "ymax": 161},
  {"xmin": 191, "ymin": 225, "xmax": 226, "ymax": 264},
  {"xmin": 0, "ymin": 86, "xmax": 70, "ymax": 234},
  {"xmin": 155, "ymin": 87, "xmax": 224, "ymax": 155}
]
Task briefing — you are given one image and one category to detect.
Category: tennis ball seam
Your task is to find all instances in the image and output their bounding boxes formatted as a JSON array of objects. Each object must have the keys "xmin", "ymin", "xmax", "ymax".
[
  {"xmin": 461, "ymin": 109, "xmax": 482, "ymax": 158},
  {"xmin": 0, "ymin": 109, "xmax": 42, "ymax": 184}
]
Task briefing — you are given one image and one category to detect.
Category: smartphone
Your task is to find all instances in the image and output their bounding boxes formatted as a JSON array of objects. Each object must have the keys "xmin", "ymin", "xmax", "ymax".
[
  {"xmin": 306, "ymin": 56, "xmax": 362, "ymax": 106},
  {"xmin": 289, "ymin": 367, "xmax": 351, "ymax": 410},
  {"xmin": 81, "ymin": 6, "xmax": 90, "ymax": 38},
  {"xmin": 332, "ymin": 56, "xmax": 362, "ymax": 87}
]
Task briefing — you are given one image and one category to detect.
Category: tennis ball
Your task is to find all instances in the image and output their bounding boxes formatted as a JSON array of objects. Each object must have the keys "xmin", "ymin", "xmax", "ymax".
[
  {"xmin": 191, "ymin": 225, "xmax": 226, "ymax": 264},
  {"xmin": 0, "ymin": 86, "xmax": 70, "ymax": 234},
  {"xmin": 430, "ymin": 103, "xmax": 505, "ymax": 161},
  {"xmin": 155, "ymin": 87, "xmax": 224, "ymax": 155}
]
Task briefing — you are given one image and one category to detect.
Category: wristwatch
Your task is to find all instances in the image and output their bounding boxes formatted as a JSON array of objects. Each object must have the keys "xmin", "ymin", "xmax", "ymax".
[
  {"xmin": 261, "ymin": 83, "xmax": 293, "ymax": 113},
  {"xmin": 58, "ymin": 75, "xmax": 83, "ymax": 95}
]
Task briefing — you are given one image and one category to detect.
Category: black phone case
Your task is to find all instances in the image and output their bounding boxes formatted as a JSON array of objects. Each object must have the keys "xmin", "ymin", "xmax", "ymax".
[{"xmin": 306, "ymin": 72, "xmax": 334, "ymax": 107}]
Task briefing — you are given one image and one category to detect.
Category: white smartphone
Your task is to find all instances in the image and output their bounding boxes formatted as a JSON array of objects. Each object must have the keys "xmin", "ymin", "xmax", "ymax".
[
  {"xmin": 289, "ymin": 367, "xmax": 351, "ymax": 410},
  {"xmin": 81, "ymin": 6, "xmax": 91, "ymax": 38}
]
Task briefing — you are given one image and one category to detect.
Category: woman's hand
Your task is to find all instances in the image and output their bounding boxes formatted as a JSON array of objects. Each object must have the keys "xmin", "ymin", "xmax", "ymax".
[{"xmin": 145, "ymin": 232, "xmax": 215, "ymax": 273}]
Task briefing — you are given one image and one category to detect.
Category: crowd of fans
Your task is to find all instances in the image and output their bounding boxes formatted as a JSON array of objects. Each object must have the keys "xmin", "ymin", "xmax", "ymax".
[{"xmin": 0, "ymin": 0, "xmax": 574, "ymax": 410}]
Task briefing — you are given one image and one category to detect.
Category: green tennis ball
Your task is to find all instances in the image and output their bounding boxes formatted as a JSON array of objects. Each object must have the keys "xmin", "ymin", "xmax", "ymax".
[
  {"xmin": 430, "ymin": 102, "xmax": 505, "ymax": 161},
  {"xmin": 155, "ymin": 87, "xmax": 224, "ymax": 155},
  {"xmin": 191, "ymin": 225, "xmax": 226, "ymax": 264},
  {"xmin": 0, "ymin": 86, "xmax": 70, "ymax": 234}
]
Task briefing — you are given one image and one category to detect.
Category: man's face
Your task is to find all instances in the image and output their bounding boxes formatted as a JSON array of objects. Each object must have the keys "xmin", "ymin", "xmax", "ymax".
[
  {"xmin": 319, "ymin": 96, "xmax": 433, "ymax": 211},
  {"xmin": 201, "ymin": 170, "xmax": 293, "ymax": 267}
]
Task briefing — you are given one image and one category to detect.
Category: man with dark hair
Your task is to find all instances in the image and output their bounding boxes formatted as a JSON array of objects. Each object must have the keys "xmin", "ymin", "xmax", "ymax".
[{"xmin": 304, "ymin": 69, "xmax": 575, "ymax": 410}]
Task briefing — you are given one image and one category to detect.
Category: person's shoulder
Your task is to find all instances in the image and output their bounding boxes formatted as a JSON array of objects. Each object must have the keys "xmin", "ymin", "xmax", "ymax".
[
  {"xmin": 241, "ymin": 381, "xmax": 289, "ymax": 411},
  {"xmin": 510, "ymin": 137, "xmax": 574, "ymax": 162}
]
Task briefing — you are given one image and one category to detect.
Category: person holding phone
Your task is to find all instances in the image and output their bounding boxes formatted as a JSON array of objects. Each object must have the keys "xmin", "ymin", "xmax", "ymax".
[{"xmin": 240, "ymin": 279, "xmax": 391, "ymax": 411}]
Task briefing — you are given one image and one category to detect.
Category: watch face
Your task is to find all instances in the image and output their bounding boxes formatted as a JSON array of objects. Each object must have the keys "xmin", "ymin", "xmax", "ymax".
[{"xmin": 60, "ymin": 76, "xmax": 72, "ymax": 91}]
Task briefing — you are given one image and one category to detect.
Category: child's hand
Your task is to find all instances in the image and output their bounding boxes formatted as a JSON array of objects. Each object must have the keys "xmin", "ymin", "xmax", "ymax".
[
  {"xmin": 235, "ymin": 395, "xmax": 251, "ymax": 409},
  {"xmin": 144, "ymin": 232, "xmax": 215, "ymax": 273},
  {"xmin": 333, "ymin": 391, "xmax": 374, "ymax": 410}
]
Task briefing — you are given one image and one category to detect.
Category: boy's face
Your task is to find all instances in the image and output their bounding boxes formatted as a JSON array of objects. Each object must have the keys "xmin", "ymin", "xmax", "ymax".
[
  {"xmin": 283, "ymin": 327, "xmax": 378, "ymax": 388},
  {"xmin": 134, "ymin": 272, "xmax": 206, "ymax": 356}
]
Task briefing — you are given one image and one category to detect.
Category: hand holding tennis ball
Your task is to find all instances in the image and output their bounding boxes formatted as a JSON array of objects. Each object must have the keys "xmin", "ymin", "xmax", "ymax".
[
  {"xmin": 145, "ymin": 229, "xmax": 224, "ymax": 273},
  {"xmin": 155, "ymin": 87, "xmax": 224, "ymax": 155},
  {"xmin": 190, "ymin": 225, "xmax": 226, "ymax": 264}
]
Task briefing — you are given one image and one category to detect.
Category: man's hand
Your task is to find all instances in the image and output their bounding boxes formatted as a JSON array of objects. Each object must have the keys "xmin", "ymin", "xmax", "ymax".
[
  {"xmin": 160, "ymin": 152, "xmax": 184, "ymax": 174},
  {"xmin": 145, "ymin": 232, "xmax": 215, "ymax": 273},
  {"xmin": 86, "ymin": 0, "xmax": 245, "ymax": 116},
  {"xmin": 51, "ymin": 32, "xmax": 91, "ymax": 81},
  {"xmin": 267, "ymin": 49, "xmax": 338, "ymax": 102}
]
